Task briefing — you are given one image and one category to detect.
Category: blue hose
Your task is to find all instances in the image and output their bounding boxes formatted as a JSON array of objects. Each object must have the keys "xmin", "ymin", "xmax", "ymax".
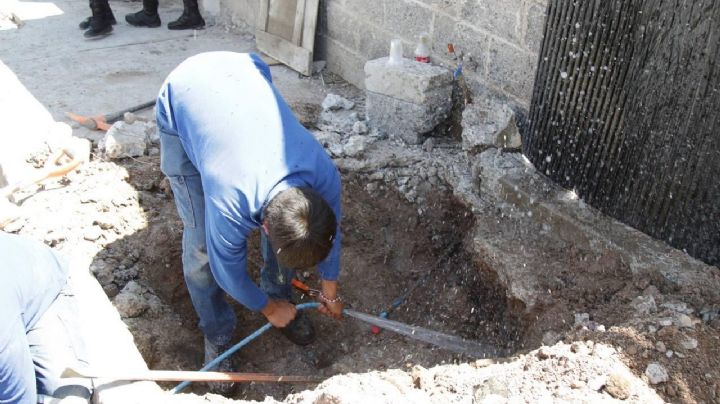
[{"xmin": 172, "ymin": 302, "xmax": 321, "ymax": 394}]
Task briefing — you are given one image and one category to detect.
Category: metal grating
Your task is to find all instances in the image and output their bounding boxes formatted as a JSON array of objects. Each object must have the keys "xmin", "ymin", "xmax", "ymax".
[{"xmin": 526, "ymin": 0, "xmax": 720, "ymax": 266}]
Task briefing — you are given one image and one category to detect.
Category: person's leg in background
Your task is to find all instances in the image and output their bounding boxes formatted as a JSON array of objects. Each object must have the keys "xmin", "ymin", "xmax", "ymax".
[
  {"xmin": 125, "ymin": 0, "xmax": 161, "ymax": 28},
  {"xmin": 159, "ymin": 130, "xmax": 235, "ymax": 394},
  {"xmin": 260, "ymin": 232, "xmax": 316, "ymax": 346},
  {"xmin": 0, "ymin": 319, "xmax": 37, "ymax": 404},
  {"xmin": 82, "ymin": 0, "xmax": 115, "ymax": 39},
  {"xmin": 27, "ymin": 284, "xmax": 92, "ymax": 403},
  {"xmin": 168, "ymin": 0, "xmax": 205, "ymax": 30}
]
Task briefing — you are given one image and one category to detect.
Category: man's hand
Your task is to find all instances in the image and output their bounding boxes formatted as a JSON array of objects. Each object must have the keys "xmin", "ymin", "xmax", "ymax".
[
  {"xmin": 318, "ymin": 280, "xmax": 343, "ymax": 320},
  {"xmin": 261, "ymin": 299, "xmax": 297, "ymax": 327}
]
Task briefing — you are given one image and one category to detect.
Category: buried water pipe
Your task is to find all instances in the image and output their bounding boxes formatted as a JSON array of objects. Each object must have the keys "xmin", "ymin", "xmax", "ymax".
[{"xmin": 172, "ymin": 302, "xmax": 506, "ymax": 394}]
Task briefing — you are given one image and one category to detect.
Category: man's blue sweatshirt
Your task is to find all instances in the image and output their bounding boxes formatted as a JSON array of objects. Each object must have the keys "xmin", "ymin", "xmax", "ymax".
[{"xmin": 155, "ymin": 52, "xmax": 342, "ymax": 312}]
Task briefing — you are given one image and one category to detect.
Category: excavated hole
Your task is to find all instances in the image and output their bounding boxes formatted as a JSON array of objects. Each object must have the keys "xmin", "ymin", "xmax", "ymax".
[{"xmin": 103, "ymin": 159, "xmax": 526, "ymax": 400}]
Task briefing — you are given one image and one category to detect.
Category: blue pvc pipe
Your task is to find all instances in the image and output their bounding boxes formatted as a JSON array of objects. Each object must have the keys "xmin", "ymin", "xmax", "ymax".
[{"xmin": 172, "ymin": 302, "xmax": 320, "ymax": 394}]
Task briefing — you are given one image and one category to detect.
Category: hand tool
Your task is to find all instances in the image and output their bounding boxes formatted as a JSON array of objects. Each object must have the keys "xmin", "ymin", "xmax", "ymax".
[
  {"xmin": 65, "ymin": 99, "xmax": 155, "ymax": 131},
  {"xmin": 1, "ymin": 148, "xmax": 82, "ymax": 200},
  {"xmin": 61, "ymin": 366, "xmax": 322, "ymax": 384}
]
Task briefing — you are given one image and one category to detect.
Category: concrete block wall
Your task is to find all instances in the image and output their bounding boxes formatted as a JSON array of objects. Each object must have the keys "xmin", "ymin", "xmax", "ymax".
[{"xmin": 211, "ymin": 0, "xmax": 547, "ymax": 109}]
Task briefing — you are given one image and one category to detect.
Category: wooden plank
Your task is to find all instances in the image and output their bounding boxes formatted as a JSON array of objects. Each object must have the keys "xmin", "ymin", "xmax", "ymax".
[
  {"xmin": 257, "ymin": 0, "xmax": 270, "ymax": 30},
  {"xmin": 301, "ymin": 0, "xmax": 319, "ymax": 51},
  {"xmin": 256, "ymin": 30, "xmax": 313, "ymax": 76},
  {"xmin": 292, "ymin": 0, "xmax": 307, "ymax": 46}
]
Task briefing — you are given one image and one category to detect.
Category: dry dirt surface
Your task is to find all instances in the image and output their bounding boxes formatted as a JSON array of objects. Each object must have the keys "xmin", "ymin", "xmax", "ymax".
[{"xmin": 4, "ymin": 82, "xmax": 719, "ymax": 403}]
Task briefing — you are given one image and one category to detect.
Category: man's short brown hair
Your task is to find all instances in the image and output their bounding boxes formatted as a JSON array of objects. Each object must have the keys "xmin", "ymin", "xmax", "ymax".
[{"xmin": 264, "ymin": 187, "xmax": 337, "ymax": 269}]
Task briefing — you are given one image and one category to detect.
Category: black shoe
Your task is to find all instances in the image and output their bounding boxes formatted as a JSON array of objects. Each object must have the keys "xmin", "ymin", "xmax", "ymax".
[
  {"xmin": 79, "ymin": 14, "xmax": 116, "ymax": 30},
  {"xmin": 125, "ymin": 10, "xmax": 161, "ymax": 27},
  {"xmin": 279, "ymin": 310, "xmax": 316, "ymax": 346},
  {"xmin": 204, "ymin": 337, "xmax": 235, "ymax": 395},
  {"xmin": 83, "ymin": 24, "xmax": 113, "ymax": 39},
  {"xmin": 167, "ymin": 11, "xmax": 205, "ymax": 30}
]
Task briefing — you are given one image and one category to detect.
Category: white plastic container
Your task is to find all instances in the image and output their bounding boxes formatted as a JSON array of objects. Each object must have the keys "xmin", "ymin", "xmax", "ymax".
[
  {"xmin": 388, "ymin": 39, "xmax": 403, "ymax": 65},
  {"xmin": 414, "ymin": 33, "xmax": 430, "ymax": 63}
]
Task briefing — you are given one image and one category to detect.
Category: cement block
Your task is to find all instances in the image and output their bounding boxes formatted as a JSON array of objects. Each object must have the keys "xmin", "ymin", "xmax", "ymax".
[
  {"xmin": 460, "ymin": 0, "xmax": 522, "ymax": 45},
  {"xmin": 366, "ymin": 91, "xmax": 452, "ymax": 144},
  {"xmin": 321, "ymin": 2, "xmax": 359, "ymax": 50},
  {"xmin": 383, "ymin": 0, "xmax": 433, "ymax": 40},
  {"xmin": 345, "ymin": 0, "xmax": 384, "ymax": 26},
  {"xmin": 486, "ymin": 39, "xmax": 537, "ymax": 105},
  {"xmin": 321, "ymin": 37, "xmax": 366, "ymax": 88},
  {"xmin": 364, "ymin": 57, "xmax": 453, "ymax": 104}
]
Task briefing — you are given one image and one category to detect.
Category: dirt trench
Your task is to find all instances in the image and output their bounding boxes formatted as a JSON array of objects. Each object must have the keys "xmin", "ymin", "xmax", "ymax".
[{"xmin": 93, "ymin": 155, "xmax": 525, "ymax": 400}]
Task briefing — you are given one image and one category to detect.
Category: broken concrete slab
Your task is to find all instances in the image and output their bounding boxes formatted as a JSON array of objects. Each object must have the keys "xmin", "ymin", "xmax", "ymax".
[
  {"xmin": 461, "ymin": 102, "xmax": 521, "ymax": 152},
  {"xmin": 321, "ymin": 93, "xmax": 355, "ymax": 111},
  {"xmin": 102, "ymin": 122, "xmax": 148, "ymax": 159},
  {"xmin": 364, "ymin": 57, "xmax": 453, "ymax": 105}
]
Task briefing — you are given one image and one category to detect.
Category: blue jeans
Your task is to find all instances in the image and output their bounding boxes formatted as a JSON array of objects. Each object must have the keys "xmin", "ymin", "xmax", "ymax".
[
  {"xmin": 0, "ymin": 284, "xmax": 91, "ymax": 403},
  {"xmin": 159, "ymin": 130, "xmax": 293, "ymax": 345}
]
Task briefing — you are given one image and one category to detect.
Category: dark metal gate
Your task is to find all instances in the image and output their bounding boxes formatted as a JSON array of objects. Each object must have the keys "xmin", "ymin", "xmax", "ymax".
[{"xmin": 526, "ymin": 0, "xmax": 720, "ymax": 266}]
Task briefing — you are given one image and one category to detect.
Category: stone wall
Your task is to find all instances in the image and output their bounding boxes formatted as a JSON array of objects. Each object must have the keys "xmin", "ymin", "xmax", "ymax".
[{"xmin": 211, "ymin": 0, "xmax": 547, "ymax": 109}]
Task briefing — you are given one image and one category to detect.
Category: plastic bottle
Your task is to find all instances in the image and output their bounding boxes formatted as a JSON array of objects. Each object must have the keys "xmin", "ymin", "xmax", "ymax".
[{"xmin": 415, "ymin": 33, "xmax": 431, "ymax": 63}]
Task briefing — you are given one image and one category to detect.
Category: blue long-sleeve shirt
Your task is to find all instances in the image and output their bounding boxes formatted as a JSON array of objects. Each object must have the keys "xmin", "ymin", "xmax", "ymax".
[
  {"xmin": 155, "ymin": 52, "xmax": 342, "ymax": 312},
  {"xmin": 0, "ymin": 233, "xmax": 68, "ymax": 403}
]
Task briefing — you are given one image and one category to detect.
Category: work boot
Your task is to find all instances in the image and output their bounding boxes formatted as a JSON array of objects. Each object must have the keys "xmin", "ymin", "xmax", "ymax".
[
  {"xmin": 125, "ymin": 0, "xmax": 161, "ymax": 27},
  {"xmin": 78, "ymin": 9, "xmax": 116, "ymax": 30},
  {"xmin": 279, "ymin": 310, "xmax": 316, "ymax": 346},
  {"xmin": 83, "ymin": 0, "xmax": 113, "ymax": 39},
  {"xmin": 167, "ymin": 0, "xmax": 205, "ymax": 30},
  {"xmin": 204, "ymin": 337, "xmax": 235, "ymax": 395}
]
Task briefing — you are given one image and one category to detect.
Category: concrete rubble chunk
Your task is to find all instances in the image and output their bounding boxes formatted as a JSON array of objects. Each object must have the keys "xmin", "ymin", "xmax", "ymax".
[
  {"xmin": 645, "ymin": 363, "xmax": 669, "ymax": 384},
  {"xmin": 102, "ymin": 121, "xmax": 147, "ymax": 159},
  {"xmin": 322, "ymin": 93, "xmax": 355, "ymax": 111},
  {"xmin": 462, "ymin": 102, "xmax": 521, "ymax": 152},
  {"xmin": 364, "ymin": 57, "xmax": 453, "ymax": 145},
  {"xmin": 631, "ymin": 294, "xmax": 657, "ymax": 315},
  {"xmin": 343, "ymin": 135, "xmax": 371, "ymax": 158},
  {"xmin": 605, "ymin": 371, "xmax": 632, "ymax": 400}
]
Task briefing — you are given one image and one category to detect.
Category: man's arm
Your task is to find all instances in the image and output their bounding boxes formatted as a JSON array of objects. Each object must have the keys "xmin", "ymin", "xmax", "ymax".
[{"xmin": 206, "ymin": 211, "xmax": 297, "ymax": 327}]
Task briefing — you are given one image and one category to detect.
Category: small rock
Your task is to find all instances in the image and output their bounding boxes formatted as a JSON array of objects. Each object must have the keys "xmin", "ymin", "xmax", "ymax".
[
  {"xmin": 675, "ymin": 314, "xmax": 695, "ymax": 328},
  {"xmin": 658, "ymin": 317, "xmax": 673, "ymax": 327},
  {"xmin": 321, "ymin": 93, "xmax": 355, "ymax": 111},
  {"xmin": 645, "ymin": 363, "xmax": 669, "ymax": 384},
  {"xmin": 665, "ymin": 350, "xmax": 673, "ymax": 358},
  {"xmin": 343, "ymin": 135, "xmax": 370, "ymax": 158},
  {"xmin": 606, "ymin": 371, "xmax": 632, "ymax": 400},
  {"xmin": 648, "ymin": 325, "xmax": 657, "ymax": 333},
  {"xmin": 103, "ymin": 121, "xmax": 147, "ymax": 159},
  {"xmin": 625, "ymin": 345, "xmax": 638, "ymax": 355},
  {"xmin": 83, "ymin": 226, "xmax": 103, "ymax": 241},
  {"xmin": 658, "ymin": 326, "xmax": 678, "ymax": 338},
  {"xmin": 631, "ymin": 295, "xmax": 657, "ymax": 315},
  {"xmin": 113, "ymin": 281, "xmax": 149, "ymax": 318},
  {"xmin": 352, "ymin": 120, "xmax": 368, "ymax": 135},
  {"xmin": 574, "ymin": 313, "xmax": 590, "ymax": 326},
  {"xmin": 665, "ymin": 385, "xmax": 677, "ymax": 397},
  {"xmin": 570, "ymin": 341, "xmax": 586, "ymax": 354},
  {"xmin": 570, "ymin": 381, "xmax": 585, "ymax": 389},
  {"xmin": 655, "ymin": 341, "xmax": 667, "ymax": 352},
  {"xmin": 422, "ymin": 137, "xmax": 435, "ymax": 152},
  {"xmin": 537, "ymin": 346, "xmax": 552, "ymax": 360},
  {"xmin": 680, "ymin": 337, "xmax": 698, "ymax": 350}
]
